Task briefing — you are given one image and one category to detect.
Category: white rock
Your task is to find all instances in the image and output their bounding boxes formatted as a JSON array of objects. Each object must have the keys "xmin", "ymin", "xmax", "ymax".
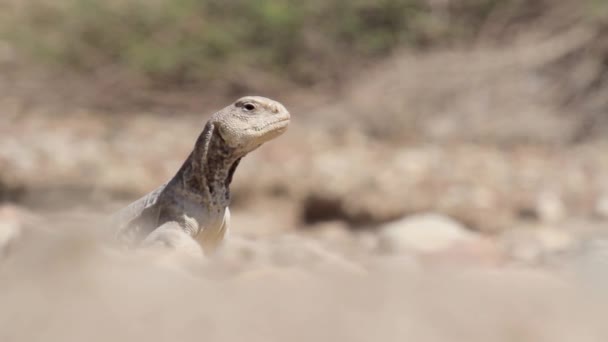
[
  {"xmin": 377, "ymin": 212, "xmax": 479, "ymax": 254},
  {"xmin": 0, "ymin": 204, "xmax": 30, "ymax": 257},
  {"xmin": 535, "ymin": 228, "xmax": 574, "ymax": 253},
  {"xmin": 594, "ymin": 195, "xmax": 608, "ymax": 219},
  {"xmin": 0, "ymin": 220, "xmax": 20, "ymax": 257},
  {"xmin": 536, "ymin": 191, "xmax": 565, "ymax": 223}
]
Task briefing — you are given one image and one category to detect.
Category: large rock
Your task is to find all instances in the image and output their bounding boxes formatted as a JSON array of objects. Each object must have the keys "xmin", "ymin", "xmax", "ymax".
[{"xmin": 377, "ymin": 213, "xmax": 481, "ymax": 255}]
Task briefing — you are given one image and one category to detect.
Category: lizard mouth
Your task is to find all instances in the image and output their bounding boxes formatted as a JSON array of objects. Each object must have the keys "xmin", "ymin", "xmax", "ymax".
[{"xmin": 258, "ymin": 117, "xmax": 290, "ymax": 133}]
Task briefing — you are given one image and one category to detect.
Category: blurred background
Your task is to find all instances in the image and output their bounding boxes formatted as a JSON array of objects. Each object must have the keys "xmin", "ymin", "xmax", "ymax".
[
  {"xmin": 2, "ymin": 0, "xmax": 608, "ymax": 254},
  {"xmin": 2, "ymin": 1, "xmax": 608, "ymax": 340}
]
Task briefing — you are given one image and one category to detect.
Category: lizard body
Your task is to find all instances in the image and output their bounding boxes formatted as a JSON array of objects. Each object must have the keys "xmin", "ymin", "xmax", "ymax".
[{"xmin": 111, "ymin": 96, "xmax": 290, "ymax": 255}]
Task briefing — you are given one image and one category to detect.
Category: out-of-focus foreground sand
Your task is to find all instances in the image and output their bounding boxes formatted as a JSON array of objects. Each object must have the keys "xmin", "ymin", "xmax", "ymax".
[{"xmin": 1, "ymin": 223, "xmax": 608, "ymax": 342}]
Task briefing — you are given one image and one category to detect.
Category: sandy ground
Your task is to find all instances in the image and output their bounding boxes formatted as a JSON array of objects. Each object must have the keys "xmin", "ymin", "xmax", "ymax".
[
  {"xmin": 2, "ymin": 220, "xmax": 608, "ymax": 342},
  {"xmin": 1, "ymin": 32, "xmax": 608, "ymax": 341}
]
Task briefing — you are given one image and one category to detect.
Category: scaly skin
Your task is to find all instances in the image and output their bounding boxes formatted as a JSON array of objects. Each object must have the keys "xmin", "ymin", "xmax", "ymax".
[{"xmin": 111, "ymin": 96, "xmax": 290, "ymax": 255}]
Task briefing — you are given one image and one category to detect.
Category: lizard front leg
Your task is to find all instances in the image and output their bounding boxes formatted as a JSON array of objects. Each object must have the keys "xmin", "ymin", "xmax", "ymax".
[
  {"xmin": 140, "ymin": 219, "xmax": 204, "ymax": 259},
  {"xmin": 195, "ymin": 207, "xmax": 230, "ymax": 255},
  {"xmin": 143, "ymin": 206, "xmax": 230, "ymax": 257}
]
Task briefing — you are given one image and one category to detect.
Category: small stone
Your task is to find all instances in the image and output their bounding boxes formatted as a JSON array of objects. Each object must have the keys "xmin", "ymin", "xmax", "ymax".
[
  {"xmin": 0, "ymin": 220, "xmax": 20, "ymax": 257},
  {"xmin": 377, "ymin": 212, "xmax": 480, "ymax": 255},
  {"xmin": 594, "ymin": 195, "xmax": 608, "ymax": 219},
  {"xmin": 500, "ymin": 225, "xmax": 576, "ymax": 265},
  {"xmin": 535, "ymin": 228, "xmax": 574, "ymax": 253},
  {"xmin": 0, "ymin": 204, "xmax": 37, "ymax": 257},
  {"xmin": 536, "ymin": 191, "xmax": 565, "ymax": 223},
  {"xmin": 305, "ymin": 220, "xmax": 352, "ymax": 246},
  {"xmin": 505, "ymin": 240, "xmax": 543, "ymax": 264}
]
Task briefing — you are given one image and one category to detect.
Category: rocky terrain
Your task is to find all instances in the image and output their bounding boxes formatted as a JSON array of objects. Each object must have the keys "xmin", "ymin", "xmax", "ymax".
[{"xmin": 1, "ymin": 1, "xmax": 608, "ymax": 340}]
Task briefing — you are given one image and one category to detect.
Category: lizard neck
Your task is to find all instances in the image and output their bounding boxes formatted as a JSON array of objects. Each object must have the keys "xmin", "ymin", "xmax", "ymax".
[{"xmin": 179, "ymin": 122, "xmax": 243, "ymax": 207}]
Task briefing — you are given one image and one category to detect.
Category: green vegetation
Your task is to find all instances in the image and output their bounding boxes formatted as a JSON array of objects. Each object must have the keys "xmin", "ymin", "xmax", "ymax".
[{"xmin": 0, "ymin": 0, "xmax": 574, "ymax": 87}]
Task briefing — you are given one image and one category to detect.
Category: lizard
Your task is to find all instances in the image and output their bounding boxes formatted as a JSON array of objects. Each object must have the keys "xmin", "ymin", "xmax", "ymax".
[{"xmin": 110, "ymin": 96, "xmax": 290, "ymax": 256}]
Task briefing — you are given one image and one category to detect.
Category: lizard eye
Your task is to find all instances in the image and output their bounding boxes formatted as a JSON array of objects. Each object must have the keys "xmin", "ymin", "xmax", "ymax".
[{"xmin": 243, "ymin": 103, "xmax": 256, "ymax": 111}]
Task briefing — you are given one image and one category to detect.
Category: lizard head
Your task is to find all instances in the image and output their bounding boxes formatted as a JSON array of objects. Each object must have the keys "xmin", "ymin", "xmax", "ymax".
[{"xmin": 212, "ymin": 96, "xmax": 291, "ymax": 153}]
